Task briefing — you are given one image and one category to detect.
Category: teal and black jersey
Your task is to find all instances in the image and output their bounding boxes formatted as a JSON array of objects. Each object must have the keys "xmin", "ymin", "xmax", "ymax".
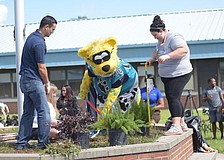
[{"xmin": 88, "ymin": 60, "xmax": 137, "ymax": 98}]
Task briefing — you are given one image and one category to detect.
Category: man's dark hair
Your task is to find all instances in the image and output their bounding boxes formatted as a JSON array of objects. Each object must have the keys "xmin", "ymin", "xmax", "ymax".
[{"xmin": 39, "ymin": 15, "xmax": 57, "ymax": 29}]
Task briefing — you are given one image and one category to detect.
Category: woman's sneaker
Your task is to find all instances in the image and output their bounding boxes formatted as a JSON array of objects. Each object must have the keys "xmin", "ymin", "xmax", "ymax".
[
  {"xmin": 181, "ymin": 124, "xmax": 189, "ymax": 132},
  {"xmin": 164, "ymin": 125, "xmax": 183, "ymax": 136}
]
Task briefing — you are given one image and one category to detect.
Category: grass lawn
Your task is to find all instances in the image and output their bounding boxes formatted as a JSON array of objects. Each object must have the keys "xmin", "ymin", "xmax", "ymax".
[{"xmin": 160, "ymin": 108, "xmax": 224, "ymax": 153}]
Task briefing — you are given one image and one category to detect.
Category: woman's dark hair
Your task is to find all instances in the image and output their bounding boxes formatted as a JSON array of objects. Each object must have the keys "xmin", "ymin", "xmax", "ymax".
[
  {"xmin": 150, "ymin": 15, "xmax": 165, "ymax": 32},
  {"xmin": 57, "ymin": 84, "xmax": 78, "ymax": 115},
  {"xmin": 39, "ymin": 15, "xmax": 57, "ymax": 29},
  {"xmin": 61, "ymin": 84, "xmax": 73, "ymax": 98}
]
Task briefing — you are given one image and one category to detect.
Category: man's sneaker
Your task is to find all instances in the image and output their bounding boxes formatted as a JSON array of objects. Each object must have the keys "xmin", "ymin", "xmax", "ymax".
[
  {"xmin": 181, "ymin": 124, "xmax": 189, "ymax": 132},
  {"xmin": 164, "ymin": 125, "xmax": 183, "ymax": 136},
  {"xmin": 35, "ymin": 145, "xmax": 47, "ymax": 150},
  {"xmin": 16, "ymin": 143, "xmax": 34, "ymax": 150}
]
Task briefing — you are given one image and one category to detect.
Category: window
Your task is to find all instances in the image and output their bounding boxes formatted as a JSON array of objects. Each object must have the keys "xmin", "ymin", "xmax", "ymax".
[
  {"xmin": 0, "ymin": 73, "xmax": 11, "ymax": 98},
  {"xmin": 67, "ymin": 69, "xmax": 84, "ymax": 96},
  {"xmin": 184, "ymin": 75, "xmax": 194, "ymax": 90},
  {"xmin": 137, "ymin": 66, "xmax": 154, "ymax": 88},
  {"xmin": 49, "ymin": 68, "xmax": 84, "ymax": 96},
  {"xmin": 12, "ymin": 73, "xmax": 17, "ymax": 97},
  {"xmin": 49, "ymin": 70, "xmax": 66, "ymax": 90},
  {"xmin": 220, "ymin": 61, "xmax": 224, "ymax": 89}
]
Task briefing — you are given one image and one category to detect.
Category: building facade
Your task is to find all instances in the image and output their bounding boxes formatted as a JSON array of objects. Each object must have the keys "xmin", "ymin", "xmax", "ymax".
[{"xmin": 1, "ymin": 9, "xmax": 224, "ymax": 110}]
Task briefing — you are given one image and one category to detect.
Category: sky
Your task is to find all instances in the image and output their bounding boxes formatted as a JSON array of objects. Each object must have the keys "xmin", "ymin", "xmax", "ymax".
[{"xmin": 0, "ymin": 0, "xmax": 224, "ymax": 26}]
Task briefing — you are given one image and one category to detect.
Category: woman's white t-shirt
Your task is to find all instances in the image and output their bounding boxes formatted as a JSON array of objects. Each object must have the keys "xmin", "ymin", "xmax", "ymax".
[{"xmin": 32, "ymin": 102, "xmax": 56, "ymax": 128}]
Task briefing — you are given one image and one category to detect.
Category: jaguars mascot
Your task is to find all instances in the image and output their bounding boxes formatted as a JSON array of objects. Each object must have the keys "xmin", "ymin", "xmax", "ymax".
[{"xmin": 78, "ymin": 37, "xmax": 139, "ymax": 118}]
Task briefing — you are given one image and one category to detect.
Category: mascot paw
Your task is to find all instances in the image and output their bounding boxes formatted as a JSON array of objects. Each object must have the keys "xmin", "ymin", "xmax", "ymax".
[{"xmin": 78, "ymin": 93, "xmax": 86, "ymax": 100}]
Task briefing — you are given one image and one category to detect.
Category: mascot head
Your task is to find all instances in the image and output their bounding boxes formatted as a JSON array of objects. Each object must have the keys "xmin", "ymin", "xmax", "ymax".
[{"xmin": 78, "ymin": 37, "xmax": 119, "ymax": 77}]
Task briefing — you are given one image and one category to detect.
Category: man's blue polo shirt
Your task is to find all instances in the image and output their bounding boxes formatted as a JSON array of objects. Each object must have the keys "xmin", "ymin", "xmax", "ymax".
[
  {"xmin": 140, "ymin": 87, "xmax": 163, "ymax": 107},
  {"xmin": 19, "ymin": 30, "xmax": 46, "ymax": 82}
]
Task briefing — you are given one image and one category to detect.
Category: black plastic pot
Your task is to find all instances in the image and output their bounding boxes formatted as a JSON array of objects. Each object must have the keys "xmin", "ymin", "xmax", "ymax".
[
  {"xmin": 140, "ymin": 126, "xmax": 150, "ymax": 136},
  {"xmin": 72, "ymin": 131, "xmax": 90, "ymax": 149},
  {"xmin": 108, "ymin": 129, "xmax": 127, "ymax": 146}
]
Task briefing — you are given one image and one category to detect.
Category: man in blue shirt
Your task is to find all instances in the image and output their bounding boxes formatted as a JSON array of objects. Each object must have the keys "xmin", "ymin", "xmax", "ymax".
[
  {"xmin": 140, "ymin": 74, "xmax": 164, "ymax": 123},
  {"xmin": 16, "ymin": 15, "xmax": 57, "ymax": 150}
]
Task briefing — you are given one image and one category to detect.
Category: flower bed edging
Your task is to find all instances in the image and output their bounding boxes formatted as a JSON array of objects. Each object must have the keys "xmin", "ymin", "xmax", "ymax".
[{"xmin": 69, "ymin": 128, "xmax": 194, "ymax": 160}]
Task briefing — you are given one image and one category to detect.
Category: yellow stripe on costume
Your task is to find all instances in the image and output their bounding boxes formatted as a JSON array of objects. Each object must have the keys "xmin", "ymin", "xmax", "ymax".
[
  {"xmin": 79, "ymin": 70, "xmax": 92, "ymax": 100},
  {"xmin": 98, "ymin": 86, "xmax": 122, "ymax": 120}
]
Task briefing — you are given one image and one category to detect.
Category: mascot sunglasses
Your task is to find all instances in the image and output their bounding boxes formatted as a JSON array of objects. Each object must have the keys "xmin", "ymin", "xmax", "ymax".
[{"xmin": 87, "ymin": 50, "xmax": 112, "ymax": 65}]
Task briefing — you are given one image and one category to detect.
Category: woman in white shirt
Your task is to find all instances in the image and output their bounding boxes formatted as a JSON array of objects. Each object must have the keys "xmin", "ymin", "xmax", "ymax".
[{"xmin": 32, "ymin": 83, "xmax": 59, "ymax": 140}]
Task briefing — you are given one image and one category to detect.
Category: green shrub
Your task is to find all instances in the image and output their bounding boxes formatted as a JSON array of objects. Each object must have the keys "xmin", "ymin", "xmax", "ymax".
[
  {"xmin": 130, "ymin": 100, "xmax": 155, "ymax": 123},
  {"xmin": 92, "ymin": 107, "xmax": 145, "ymax": 134}
]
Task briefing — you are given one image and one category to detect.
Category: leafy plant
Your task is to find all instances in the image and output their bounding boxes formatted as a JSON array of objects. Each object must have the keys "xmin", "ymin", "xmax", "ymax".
[
  {"xmin": 44, "ymin": 139, "xmax": 81, "ymax": 159},
  {"xmin": 130, "ymin": 100, "xmax": 155, "ymax": 123},
  {"xmin": 57, "ymin": 107, "xmax": 95, "ymax": 141},
  {"xmin": 92, "ymin": 106, "xmax": 145, "ymax": 134}
]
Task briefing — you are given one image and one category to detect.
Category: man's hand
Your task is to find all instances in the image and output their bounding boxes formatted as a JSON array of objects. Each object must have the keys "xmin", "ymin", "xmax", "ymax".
[{"xmin": 45, "ymin": 82, "xmax": 51, "ymax": 94}]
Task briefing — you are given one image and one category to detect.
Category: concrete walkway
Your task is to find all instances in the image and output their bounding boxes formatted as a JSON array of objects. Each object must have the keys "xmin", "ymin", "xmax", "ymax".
[
  {"xmin": 216, "ymin": 153, "xmax": 224, "ymax": 160},
  {"xmin": 188, "ymin": 152, "xmax": 221, "ymax": 160}
]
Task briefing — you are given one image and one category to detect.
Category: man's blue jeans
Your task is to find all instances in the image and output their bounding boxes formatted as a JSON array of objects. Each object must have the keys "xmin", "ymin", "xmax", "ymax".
[{"xmin": 16, "ymin": 76, "xmax": 50, "ymax": 148}]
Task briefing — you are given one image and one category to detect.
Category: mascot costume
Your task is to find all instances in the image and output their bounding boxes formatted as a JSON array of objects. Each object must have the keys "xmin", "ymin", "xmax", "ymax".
[{"xmin": 78, "ymin": 37, "xmax": 139, "ymax": 118}]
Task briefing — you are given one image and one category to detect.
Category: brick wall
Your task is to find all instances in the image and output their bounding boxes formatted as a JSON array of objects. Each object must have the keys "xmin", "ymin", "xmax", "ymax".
[
  {"xmin": 93, "ymin": 136, "xmax": 193, "ymax": 160},
  {"xmin": 74, "ymin": 129, "xmax": 194, "ymax": 160}
]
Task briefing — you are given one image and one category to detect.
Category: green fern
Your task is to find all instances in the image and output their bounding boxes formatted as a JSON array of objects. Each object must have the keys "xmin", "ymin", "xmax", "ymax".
[
  {"xmin": 131, "ymin": 100, "xmax": 155, "ymax": 123},
  {"xmin": 92, "ymin": 106, "xmax": 145, "ymax": 134}
]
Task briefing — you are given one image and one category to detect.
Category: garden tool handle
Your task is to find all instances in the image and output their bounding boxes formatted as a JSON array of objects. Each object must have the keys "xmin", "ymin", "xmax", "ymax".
[
  {"xmin": 145, "ymin": 62, "xmax": 151, "ymax": 123},
  {"xmin": 86, "ymin": 99, "xmax": 100, "ymax": 115}
]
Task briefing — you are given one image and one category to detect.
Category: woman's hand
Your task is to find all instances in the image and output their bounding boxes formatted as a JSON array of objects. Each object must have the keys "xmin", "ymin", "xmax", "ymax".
[
  {"xmin": 158, "ymin": 54, "xmax": 171, "ymax": 63},
  {"xmin": 146, "ymin": 58, "xmax": 155, "ymax": 66}
]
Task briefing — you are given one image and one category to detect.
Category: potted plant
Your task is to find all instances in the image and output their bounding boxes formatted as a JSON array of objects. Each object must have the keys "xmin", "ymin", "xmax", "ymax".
[
  {"xmin": 57, "ymin": 107, "xmax": 95, "ymax": 149},
  {"xmin": 130, "ymin": 100, "xmax": 155, "ymax": 136},
  {"xmin": 92, "ymin": 106, "xmax": 145, "ymax": 146}
]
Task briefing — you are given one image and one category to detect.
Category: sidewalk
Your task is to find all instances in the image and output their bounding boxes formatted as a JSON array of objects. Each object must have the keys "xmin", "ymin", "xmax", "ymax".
[{"xmin": 216, "ymin": 153, "xmax": 224, "ymax": 160}]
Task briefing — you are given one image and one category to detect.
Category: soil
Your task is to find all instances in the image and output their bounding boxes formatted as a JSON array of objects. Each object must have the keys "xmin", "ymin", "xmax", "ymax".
[{"xmin": 0, "ymin": 132, "xmax": 162, "ymax": 154}]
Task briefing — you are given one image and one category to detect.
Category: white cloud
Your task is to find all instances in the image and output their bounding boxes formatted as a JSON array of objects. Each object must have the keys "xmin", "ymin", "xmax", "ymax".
[{"xmin": 0, "ymin": 4, "xmax": 8, "ymax": 25}]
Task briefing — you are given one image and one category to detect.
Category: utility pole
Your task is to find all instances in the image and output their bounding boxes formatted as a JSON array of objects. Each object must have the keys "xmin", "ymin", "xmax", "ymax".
[{"xmin": 14, "ymin": 0, "xmax": 25, "ymax": 122}]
